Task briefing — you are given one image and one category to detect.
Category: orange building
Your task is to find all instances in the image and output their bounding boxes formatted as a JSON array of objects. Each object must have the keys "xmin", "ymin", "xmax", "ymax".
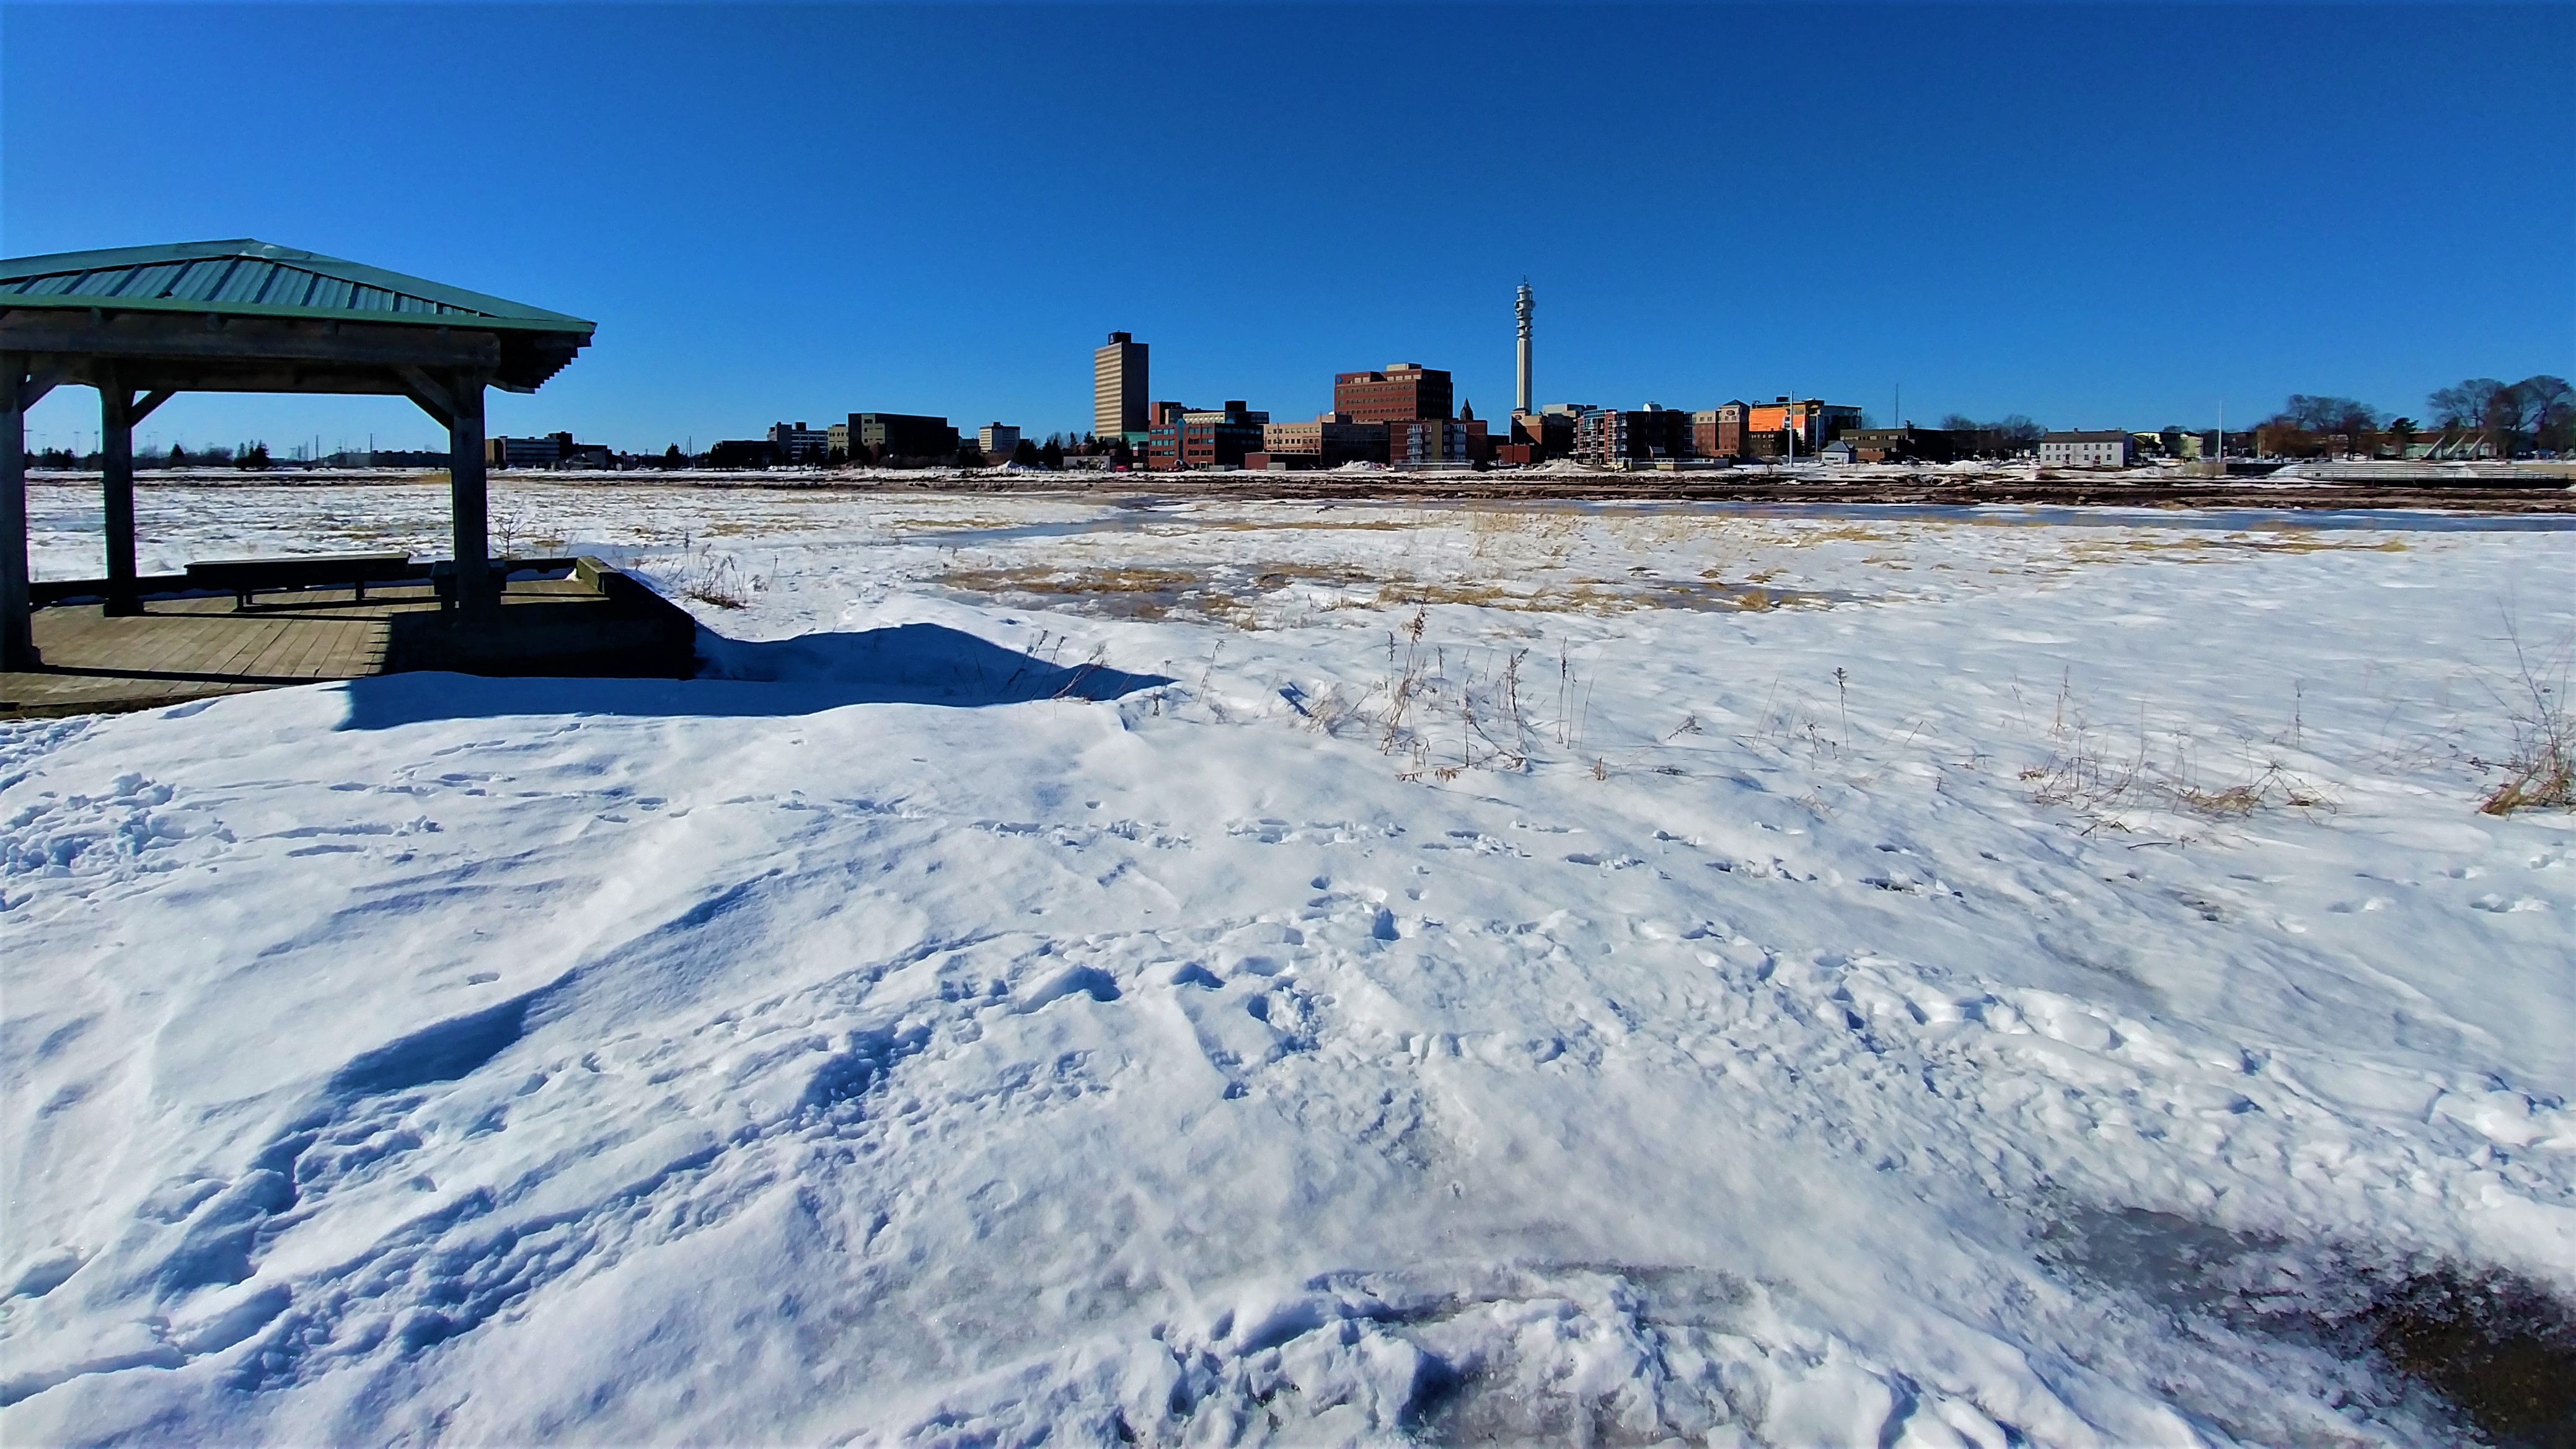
[{"xmin": 1745, "ymin": 397, "xmax": 1864, "ymax": 452}]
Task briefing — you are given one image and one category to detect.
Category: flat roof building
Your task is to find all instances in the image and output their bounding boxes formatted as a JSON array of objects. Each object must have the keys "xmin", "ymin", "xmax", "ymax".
[
  {"xmin": 1262, "ymin": 414, "xmax": 1388, "ymax": 467},
  {"xmin": 2038, "ymin": 431, "xmax": 2137, "ymax": 468},
  {"xmin": 768, "ymin": 421, "xmax": 830, "ymax": 464},
  {"xmin": 1745, "ymin": 399, "xmax": 1864, "ymax": 452},
  {"xmin": 1692, "ymin": 403, "xmax": 1747, "ymax": 460},
  {"xmin": 977, "ymin": 423, "xmax": 1021, "ymax": 456},
  {"xmin": 850, "ymin": 412, "xmax": 959, "ymax": 461},
  {"xmin": 1148, "ymin": 400, "xmax": 1268, "ymax": 472},
  {"xmin": 1574, "ymin": 405, "xmax": 1692, "ymax": 468},
  {"xmin": 488, "ymin": 432, "xmax": 610, "ymax": 469},
  {"xmin": 1094, "ymin": 332, "xmax": 1148, "ymax": 441},
  {"xmin": 1334, "ymin": 363, "xmax": 1452, "ymax": 423},
  {"xmin": 1388, "ymin": 417, "xmax": 1476, "ymax": 469}
]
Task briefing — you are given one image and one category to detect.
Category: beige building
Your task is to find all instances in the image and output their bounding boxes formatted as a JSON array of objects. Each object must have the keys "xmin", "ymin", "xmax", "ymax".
[
  {"xmin": 1093, "ymin": 332, "xmax": 1148, "ymax": 440},
  {"xmin": 1261, "ymin": 415, "xmax": 1388, "ymax": 467}
]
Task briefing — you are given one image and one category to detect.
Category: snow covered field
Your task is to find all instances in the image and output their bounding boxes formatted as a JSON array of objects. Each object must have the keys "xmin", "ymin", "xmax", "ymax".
[{"xmin": 5, "ymin": 482, "xmax": 2573, "ymax": 1446}]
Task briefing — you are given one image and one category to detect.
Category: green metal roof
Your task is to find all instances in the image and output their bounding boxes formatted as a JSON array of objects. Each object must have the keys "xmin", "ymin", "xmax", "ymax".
[{"xmin": 0, "ymin": 239, "xmax": 594, "ymax": 336}]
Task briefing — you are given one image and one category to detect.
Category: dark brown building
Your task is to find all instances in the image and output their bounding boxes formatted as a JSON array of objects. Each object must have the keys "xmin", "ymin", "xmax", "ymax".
[
  {"xmin": 1149, "ymin": 401, "xmax": 1269, "ymax": 470},
  {"xmin": 1843, "ymin": 426, "xmax": 1985, "ymax": 463},
  {"xmin": 1333, "ymin": 363, "xmax": 1452, "ymax": 423},
  {"xmin": 1508, "ymin": 408, "xmax": 1579, "ymax": 462}
]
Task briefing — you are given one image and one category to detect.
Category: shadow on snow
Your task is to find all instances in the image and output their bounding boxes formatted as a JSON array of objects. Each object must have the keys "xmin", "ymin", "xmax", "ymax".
[{"xmin": 335, "ymin": 622, "xmax": 1171, "ymax": 729}]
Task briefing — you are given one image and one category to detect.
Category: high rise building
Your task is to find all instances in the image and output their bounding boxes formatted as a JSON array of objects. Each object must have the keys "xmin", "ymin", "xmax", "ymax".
[{"xmin": 1094, "ymin": 332, "xmax": 1149, "ymax": 441}]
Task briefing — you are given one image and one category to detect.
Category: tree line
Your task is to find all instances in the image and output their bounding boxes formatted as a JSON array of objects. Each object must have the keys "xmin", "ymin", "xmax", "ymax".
[{"xmin": 2258, "ymin": 375, "xmax": 2572, "ymax": 458}]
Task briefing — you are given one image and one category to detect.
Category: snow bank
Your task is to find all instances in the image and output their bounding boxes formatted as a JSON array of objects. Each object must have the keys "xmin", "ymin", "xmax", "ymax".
[{"xmin": 4, "ymin": 491, "xmax": 2571, "ymax": 1445}]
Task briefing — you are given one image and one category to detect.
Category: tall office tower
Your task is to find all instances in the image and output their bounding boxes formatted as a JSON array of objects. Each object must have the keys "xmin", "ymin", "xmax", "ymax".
[
  {"xmin": 1094, "ymin": 332, "xmax": 1149, "ymax": 439},
  {"xmin": 1514, "ymin": 281, "xmax": 1533, "ymax": 416}
]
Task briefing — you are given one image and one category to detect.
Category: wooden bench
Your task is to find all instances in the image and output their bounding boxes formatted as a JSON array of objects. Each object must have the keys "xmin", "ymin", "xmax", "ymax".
[{"xmin": 184, "ymin": 554, "xmax": 416, "ymax": 611}]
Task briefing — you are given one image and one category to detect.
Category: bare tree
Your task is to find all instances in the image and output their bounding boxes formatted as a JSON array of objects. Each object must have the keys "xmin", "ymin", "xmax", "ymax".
[
  {"xmin": 2427, "ymin": 378, "xmax": 2507, "ymax": 427},
  {"xmin": 2513, "ymin": 374, "xmax": 2574, "ymax": 454},
  {"xmin": 2283, "ymin": 394, "xmax": 2381, "ymax": 436}
]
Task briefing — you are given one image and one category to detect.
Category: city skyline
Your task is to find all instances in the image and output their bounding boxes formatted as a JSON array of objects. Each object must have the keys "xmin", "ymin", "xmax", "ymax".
[{"xmin": 6, "ymin": 4, "xmax": 2570, "ymax": 454}]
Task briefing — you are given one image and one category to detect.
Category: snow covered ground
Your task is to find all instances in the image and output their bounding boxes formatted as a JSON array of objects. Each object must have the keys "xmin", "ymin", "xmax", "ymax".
[{"xmin": 5, "ymin": 482, "xmax": 2573, "ymax": 1446}]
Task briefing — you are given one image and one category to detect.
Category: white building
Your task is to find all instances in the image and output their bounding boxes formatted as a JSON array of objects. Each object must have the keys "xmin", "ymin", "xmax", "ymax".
[
  {"xmin": 2038, "ymin": 430, "xmax": 2137, "ymax": 468},
  {"xmin": 977, "ymin": 423, "xmax": 1021, "ymax": 456}
]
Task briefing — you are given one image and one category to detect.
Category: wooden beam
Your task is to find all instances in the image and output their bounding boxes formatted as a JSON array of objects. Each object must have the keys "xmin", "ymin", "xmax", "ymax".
[
  {"xmin": 397, "ymin": 365, "xmax": 457, "ymax": 429},
  {"xmin": 1, "ymin": 351, "xmax": 36, "ymax": 669},
  {"xmin": 0, "ymin": 312, "xmax": 505, "ymax": 370},
  {"xmin": 130, "ymin": 389, "xmax": 176, "ymax": 424},
  {"xmin": 97, "ymin": 366, "xmax": 420, "ymax": 397},
  {"xmin": 448, "ymin": 370, "xmax": 495, "ymax": 625},
  {"xmin": 99, "ymin": 368, "xmax": 141, "ymax": 616}
]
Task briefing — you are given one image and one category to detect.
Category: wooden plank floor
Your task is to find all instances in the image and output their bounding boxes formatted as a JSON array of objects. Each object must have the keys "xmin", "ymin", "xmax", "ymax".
[{"xmin": 1, "ymin": 582, "xmax": 597, "ymax": 720}]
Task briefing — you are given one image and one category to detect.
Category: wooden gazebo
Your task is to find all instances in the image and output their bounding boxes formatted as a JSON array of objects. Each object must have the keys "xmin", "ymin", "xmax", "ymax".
[{"xmin": 0, "ymin": 239, "xmax": 594, "ymax": 669}]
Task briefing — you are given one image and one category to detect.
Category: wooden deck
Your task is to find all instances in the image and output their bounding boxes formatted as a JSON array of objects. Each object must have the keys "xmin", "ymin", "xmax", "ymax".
[{"xmin": 1, "ymin": 573, "xmax": 691, "ymax": 720}]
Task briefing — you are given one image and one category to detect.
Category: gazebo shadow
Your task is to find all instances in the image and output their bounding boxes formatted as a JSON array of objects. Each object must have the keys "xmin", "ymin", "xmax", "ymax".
[{"xmin": 337, "ymin": 622, "xmax": 1173, "ymax": 730}]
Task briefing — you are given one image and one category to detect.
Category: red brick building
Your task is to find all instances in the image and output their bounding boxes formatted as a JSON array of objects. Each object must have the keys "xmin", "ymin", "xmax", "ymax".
[
  {"xmin": 1692, "ymin": 402, "xmax": 1747, "ymax": 459},
  {"xmin": 1333, "ymin": 363, "xmax": 1452, "ymax": 423}
]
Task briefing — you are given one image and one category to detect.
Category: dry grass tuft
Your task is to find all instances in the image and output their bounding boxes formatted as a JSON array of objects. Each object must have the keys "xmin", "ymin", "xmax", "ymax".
[
  {"xmin": 2018, "ymin": 679, "xmax": 2337, "ymax": 829},
  {"xmin": 2474, "ymin": 631, "xmax": 2575, "ymax": 815},
  {"xmin": 677, "ymin": 549, "xmax": 750, "ymax": 609}
]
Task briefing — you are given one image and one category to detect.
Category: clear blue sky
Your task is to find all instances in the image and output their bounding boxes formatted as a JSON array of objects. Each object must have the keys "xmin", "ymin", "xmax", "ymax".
[{"xmin": 6, "ymin": 3, "xmax": 2570, "ymax": 454}]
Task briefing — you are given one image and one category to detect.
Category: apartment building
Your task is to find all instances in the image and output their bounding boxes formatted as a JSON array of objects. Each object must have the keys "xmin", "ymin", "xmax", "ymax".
[
  {"xmin": 2038, "ymin": 431, "xmax": 2137, "ymax": 468},
  {"xmin": 977, "ymin": 423, "xmax": 1021, "ymax": 456},
  {"xmin": 1573, "ymin": 405, "xmax": 1692, "ymax": 467},
  {"xmin": 1387, "ymin": 417, "xmax": 1475, "ymax": 467}
]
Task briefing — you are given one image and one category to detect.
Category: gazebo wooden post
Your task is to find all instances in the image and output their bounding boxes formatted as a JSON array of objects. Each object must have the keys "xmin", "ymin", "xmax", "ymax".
[
  {"xmin": 98, "ymin": 364, "xmax": 139, "ymax": 615},
  {"xmin": 1, "ymin": 351, "xmax": 35, "ymax": 669},
  {"xmin": 448, "ymin": 368, "xmax": 495, "ymax": 624}
]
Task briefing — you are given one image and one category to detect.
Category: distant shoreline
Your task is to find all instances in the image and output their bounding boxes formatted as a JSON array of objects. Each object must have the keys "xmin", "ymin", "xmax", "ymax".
[{"xmin": 24, "ymin": 462, "xmax": 2576, "ymax": 514}]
